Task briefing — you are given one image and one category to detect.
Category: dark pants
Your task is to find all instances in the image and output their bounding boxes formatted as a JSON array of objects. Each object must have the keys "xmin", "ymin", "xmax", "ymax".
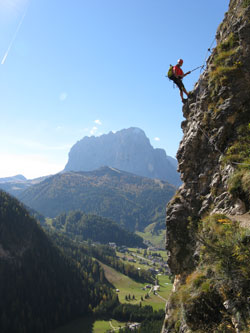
[{"xmin": 171, "ymin": 76, "xmax": 185, "ymax": 91}]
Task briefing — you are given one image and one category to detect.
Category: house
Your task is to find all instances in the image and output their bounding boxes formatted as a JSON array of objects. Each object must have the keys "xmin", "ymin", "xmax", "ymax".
[
  {"xmin": 153, "ymin": 285, "xmax": 160, "ymax": 292},
  {"xmin": 129, "ymin": 322, "xmax": 141, "ymax": 330}
]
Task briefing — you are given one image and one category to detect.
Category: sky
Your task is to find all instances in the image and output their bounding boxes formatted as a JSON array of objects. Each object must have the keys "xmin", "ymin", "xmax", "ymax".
[{"xmin": 0, "ymin": 0, "xmax": 230, "ymax": 179}]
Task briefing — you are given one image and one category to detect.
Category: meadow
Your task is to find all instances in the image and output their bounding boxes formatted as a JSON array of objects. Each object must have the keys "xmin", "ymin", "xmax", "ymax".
[{"xmin": 53, "ymin": 246, "xmax": 172, "ymax": 332}]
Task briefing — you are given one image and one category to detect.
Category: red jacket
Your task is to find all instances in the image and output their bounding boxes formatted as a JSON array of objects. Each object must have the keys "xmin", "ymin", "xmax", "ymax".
[{"xmin": 173, "ymin": 65, "xmax": 184, "ymax": 78}]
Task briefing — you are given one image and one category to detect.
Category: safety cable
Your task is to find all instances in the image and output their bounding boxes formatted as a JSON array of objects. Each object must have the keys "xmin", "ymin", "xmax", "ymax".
[
  {"xmin": 165, "ymin": 35, "xmax": 250, "ymax": 168},
  {"xmin": 189, "ymin": 61, "xmax": 250, "ymax": 168},
  {"xmin": 202, "ymin": 37, "xmax": 216, "ymax": 70}
]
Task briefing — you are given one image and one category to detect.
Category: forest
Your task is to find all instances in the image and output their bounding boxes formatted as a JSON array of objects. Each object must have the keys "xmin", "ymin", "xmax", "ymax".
[
  {"xmin": 0, "ymin": 190, "xmax": 161, "ymax": 332},
  {"xmin": 49, "ymin": 231, "xmax": 154, "ymax": 284},
  {"xmin": 51, "ymin": 210, "xmax": 145, "ymax": 247},
  {"xmin": 0, "ymin": 191, "xmax": 117, "ymax": 332}
]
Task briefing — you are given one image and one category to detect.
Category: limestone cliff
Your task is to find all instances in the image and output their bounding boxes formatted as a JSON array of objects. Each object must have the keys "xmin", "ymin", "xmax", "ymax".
[
  {"xmin": 164, "ymin": 0, "xmax": 250, "ymax": 332},
  {"xmin": 64, "ymin": 127, "xmax": 181, "ymax": 186}
]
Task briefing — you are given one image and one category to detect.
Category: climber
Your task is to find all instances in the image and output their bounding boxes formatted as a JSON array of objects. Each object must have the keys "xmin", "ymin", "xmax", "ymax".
[{"xmin": 169, "ymin": 59, "xmax": 191, "ymax": 103}]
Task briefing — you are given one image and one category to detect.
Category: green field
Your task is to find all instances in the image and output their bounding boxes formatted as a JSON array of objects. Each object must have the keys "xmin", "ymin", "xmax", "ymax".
[
  {"xmin": 126, "ymin": 247, "xmax": 168, "ymax": 259},
  {"xmin": 99, "ymin": 261, "xmax": 146, "ymax": 304},
  {"xmin": 52, "ymin": 247, "xmax": 172, "ymax": 332},
  {"xmin": 99, "ymin": 261, "xmax": 172, "ymax": 310},
  {"xmin": 136, "ymin": 224, "xmax": 166, "ymax": 249},
  {"xmin": 52, "ymin": 317, "xmax": 126, "ymax": 333},
  {"xmin": 94, "ymin": 319, "xmax": 126, "ymax": 333}
]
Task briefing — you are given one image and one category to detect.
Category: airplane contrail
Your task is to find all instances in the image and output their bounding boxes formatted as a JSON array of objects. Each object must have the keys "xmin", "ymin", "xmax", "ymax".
[{"xmin": 1, "ymin": 3, "xmax": 29, "ymax": 65}]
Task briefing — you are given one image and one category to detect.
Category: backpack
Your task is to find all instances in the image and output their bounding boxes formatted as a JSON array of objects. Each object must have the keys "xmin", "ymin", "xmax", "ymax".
[{"xmin": 167, "ymin": 65, "xmax": 174, "ymax": 80}]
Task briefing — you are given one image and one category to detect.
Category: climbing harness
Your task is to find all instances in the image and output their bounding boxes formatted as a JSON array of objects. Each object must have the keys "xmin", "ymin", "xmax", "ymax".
[
  {"xmin": 166, "ymin": 36, "xmax": 216, "ymax": 81},
  {"xmin": 166, "ymin": 37, "xmax": 250, "ymax": 167},
  {"xmin": 167, "ymin": 64, "xmax": 204, "ymax": 80}
]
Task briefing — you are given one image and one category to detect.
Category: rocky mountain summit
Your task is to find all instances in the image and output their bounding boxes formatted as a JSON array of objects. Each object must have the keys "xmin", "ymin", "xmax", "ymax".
[
  {"xmin": 64, "ymin": 127, "xmax": 181, "ymax": 186},
  {"xmin": 164, "ymin": 0, "xmax": 250, "ymax": 332}
]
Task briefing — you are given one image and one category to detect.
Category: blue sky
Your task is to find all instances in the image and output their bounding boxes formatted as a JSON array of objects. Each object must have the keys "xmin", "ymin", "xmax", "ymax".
[{"xmin": 0, "ymin": 0, "xmax": 230, "ymax": 179}]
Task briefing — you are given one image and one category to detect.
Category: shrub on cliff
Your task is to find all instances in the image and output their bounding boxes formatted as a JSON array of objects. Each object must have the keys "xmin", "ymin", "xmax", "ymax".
[{"xmin": 165, "ymin": 214, "xmax": 250, "ymax": 332}]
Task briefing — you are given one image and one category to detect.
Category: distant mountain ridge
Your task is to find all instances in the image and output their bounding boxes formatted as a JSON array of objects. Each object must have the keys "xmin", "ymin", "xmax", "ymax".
[
  {"xmin": 0, "ymin": 175, "xmax": 49, "ymax": 197},
  {"xmin": 64, "ymin": 127, "xmax": 181, "ymax": 186},
  {"xmin": 18, "ymin": 166, "xmax": 176, "ymax": 231},
  {"xmin": 0, "ymin": 174, "xmax": 27, "ymax": 182}
]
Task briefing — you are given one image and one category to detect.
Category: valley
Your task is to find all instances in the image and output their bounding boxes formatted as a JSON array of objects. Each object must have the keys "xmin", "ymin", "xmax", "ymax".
[
  {"xmin": 52, "ymin": 246, "xmax": 172, "ymax": 333},
  {"xmin": 2, "ymin": 0, "xmax": 249, "ymax": 331},
  {"xmin": 0, "ymin": 161, "xmax": 173, "ymax": 332}
]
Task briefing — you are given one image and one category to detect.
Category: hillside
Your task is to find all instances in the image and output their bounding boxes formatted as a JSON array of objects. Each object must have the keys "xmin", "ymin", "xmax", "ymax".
[
  {"xmin": 0, "ymin": 174, "xmax": 26, "ymax": 182},
  {"xmin": 0, "ymin": 174, "xmax": 48, "ymax": 197},
  {"xmin": 18, "ymin": 167, "xmax": 176, "ymax": 231},
  {"xmin": 51, "ymin": 210, "xmax": 146, "ymax": 247},
  {"xmin": 0, "ymin": 190, "xmax": 115, "ymax": 332},
  {"xmin": 163, "ymin": 0, "xmax": 250, "ymax": 332},
  {"xmin": 64, "ymin": 127, "xmax": 181, "ymax": 186}
]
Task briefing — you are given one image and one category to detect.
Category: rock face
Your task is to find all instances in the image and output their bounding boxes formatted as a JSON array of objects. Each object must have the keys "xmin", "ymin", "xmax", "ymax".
[
  {"xmin": 64, "ymin": 127, "xmax": 181, "ymax": 186},
  {"xmin": 166, "ymin": 0, "xmax": 250, "ymax": 276},
  {"xmin": 164, "ymin": 0, "xmax": 250, "ymax": 331}
]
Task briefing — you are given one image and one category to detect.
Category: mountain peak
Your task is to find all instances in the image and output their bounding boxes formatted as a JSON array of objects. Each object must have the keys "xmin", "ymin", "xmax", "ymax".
[{"xmin": 64, "ymin": 127, "xmax": 181, "ymax": 186}]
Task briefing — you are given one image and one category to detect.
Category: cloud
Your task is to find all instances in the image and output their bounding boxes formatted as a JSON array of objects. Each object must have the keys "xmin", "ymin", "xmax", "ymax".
[
  {"xmin": 154, "ymin": 137, "xmax": 160, "ymax": 141},
  {"xmin": 90, "ymin": 126, "xmax": 98, "ymax": 135},
  {"xmin": 59, "ymin": 92, "xmax": 68, "ymax": 101},
  {"xmin": 94, "ymin": 119, "xmax": 102, "ymax": 125}
]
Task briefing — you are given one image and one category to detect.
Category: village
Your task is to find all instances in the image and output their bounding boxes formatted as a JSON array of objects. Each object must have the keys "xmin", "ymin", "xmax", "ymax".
[
  {"xmin": 104, "ymin": 243, "xmax": 172, "ymax": 333},
  {"xmin": 109, "ymin": 243, "xmax": 171, "ymax": 277}
]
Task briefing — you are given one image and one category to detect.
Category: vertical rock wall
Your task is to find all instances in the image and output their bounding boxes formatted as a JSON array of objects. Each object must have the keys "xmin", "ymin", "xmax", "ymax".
[
  {"xmin": 166, "ymin": 0, "xmax": 250, "ymax": 276},
  {"xmin": 164, "ymin": 1, "xmax": 250, "ymax": 331}
]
